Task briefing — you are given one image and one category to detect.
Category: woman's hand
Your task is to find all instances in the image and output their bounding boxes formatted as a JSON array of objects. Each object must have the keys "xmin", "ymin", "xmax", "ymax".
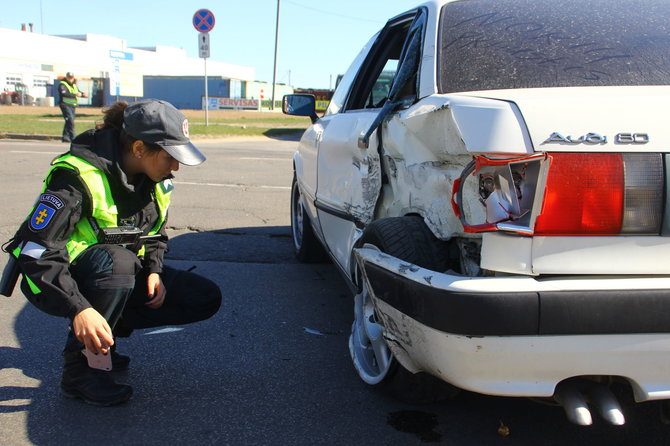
[
  {"xmin": 145, "ymin": 272, "xmax": 166, "ymax": 309},
  {"xmin": 72, "ymin": 307, "xmax": 114, "ymax": 354}
]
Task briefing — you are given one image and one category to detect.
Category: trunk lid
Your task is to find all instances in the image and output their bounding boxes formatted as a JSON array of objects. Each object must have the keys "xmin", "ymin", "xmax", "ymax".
[{"xmin": 455, "ymin": 86, "xmax": 670, "ymax": 152}]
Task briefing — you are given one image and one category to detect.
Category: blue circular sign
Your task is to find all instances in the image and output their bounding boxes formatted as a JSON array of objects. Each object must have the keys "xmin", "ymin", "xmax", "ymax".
[{"xmin": 193, "ymin": 9, "xmax": 215, "ymax": 33}]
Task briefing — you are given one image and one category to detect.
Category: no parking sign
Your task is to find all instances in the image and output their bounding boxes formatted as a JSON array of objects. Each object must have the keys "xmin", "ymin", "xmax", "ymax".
[
  {"xmin": 193, "ymin": 9, "xmax": 215, "ymax": 33},
  {"xmin": 193, "ymin": 9, "xmax": 215, "ymax": 123}
]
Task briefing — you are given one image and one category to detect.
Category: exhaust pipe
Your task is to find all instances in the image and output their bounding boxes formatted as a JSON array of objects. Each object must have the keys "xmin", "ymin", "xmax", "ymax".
[
  {"xmin": 589, "ymin": 385, "xmax": 625, "ymax": 425},
  {"xmin": 554, "ymin": 380, "xmax": 625, "ymax": 426},
  {"xmin": 555, "ymin": 382, "xmax": 593, "ymax": 425}
]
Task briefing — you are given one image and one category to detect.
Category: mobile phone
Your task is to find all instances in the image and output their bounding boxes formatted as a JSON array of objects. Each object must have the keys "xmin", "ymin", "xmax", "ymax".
[{"xmin": 82, "ymin": 347, "xmax": 112, "ymax": 371}]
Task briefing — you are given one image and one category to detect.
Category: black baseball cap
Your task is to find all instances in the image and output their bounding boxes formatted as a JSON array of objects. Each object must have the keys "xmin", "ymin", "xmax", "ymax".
[{"xmin": 123, "ymin": 99, "xmax": 206, "ymax": 166}]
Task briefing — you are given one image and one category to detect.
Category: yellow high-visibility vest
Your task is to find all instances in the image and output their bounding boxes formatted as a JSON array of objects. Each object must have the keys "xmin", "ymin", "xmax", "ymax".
[{"xmin": 43, "ymin": 153, "xmax": 172, "ymax": 261}]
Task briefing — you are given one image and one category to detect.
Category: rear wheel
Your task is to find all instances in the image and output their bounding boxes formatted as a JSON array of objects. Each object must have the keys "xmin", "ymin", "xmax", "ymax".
[
  {"xmin": 349, "ymin": 216, "xmax": 460, "ymax": 403},
  {"xmin": 291, "ymin": 174, "xmax": 327, "ymax": 263}
]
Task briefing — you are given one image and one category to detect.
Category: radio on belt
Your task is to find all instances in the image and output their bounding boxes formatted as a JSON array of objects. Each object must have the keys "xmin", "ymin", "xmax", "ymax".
[{"xmin": 97, "ymin": 226, "xmax": 144, "ymax": 246}]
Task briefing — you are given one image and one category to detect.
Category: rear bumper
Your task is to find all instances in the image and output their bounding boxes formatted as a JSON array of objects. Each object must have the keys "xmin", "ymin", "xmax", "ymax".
[
  {"xmin": 356, "ymin": 247, "xmax": 670, "ymax": 336},
  {"xmin": 354, "ymin": 247, "xmax": 670, "ymax": 399}
]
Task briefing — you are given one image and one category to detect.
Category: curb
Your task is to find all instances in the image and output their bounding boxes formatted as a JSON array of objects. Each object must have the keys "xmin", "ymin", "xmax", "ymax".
[{"xmin": 0, "ymin": 133, "xmax": 61, "ymax": 141}]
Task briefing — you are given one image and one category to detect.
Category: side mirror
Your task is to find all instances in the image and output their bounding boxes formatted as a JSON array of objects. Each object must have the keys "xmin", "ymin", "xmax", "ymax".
[{"xmin": 282, "ymin": 94, "xmax": 318, "ymax": 123}]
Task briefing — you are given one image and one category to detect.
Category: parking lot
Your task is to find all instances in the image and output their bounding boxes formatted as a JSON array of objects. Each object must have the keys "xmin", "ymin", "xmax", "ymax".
[{"xmin": 0, "ymin": 137, "xmax": 667, "ymax": 445}]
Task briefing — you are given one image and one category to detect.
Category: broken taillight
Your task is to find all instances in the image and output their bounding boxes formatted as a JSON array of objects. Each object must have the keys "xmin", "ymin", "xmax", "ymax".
[
  {"xmin": 452, "ymin": 152, "xmax": 664, "ymax": 236},
  {"xmin": 534, "ymin": 153, "xmax": 664, "ymax": 235},
  {"xmin": 452, "ymin": 154, "xmax": 547, "ymax": 234}
]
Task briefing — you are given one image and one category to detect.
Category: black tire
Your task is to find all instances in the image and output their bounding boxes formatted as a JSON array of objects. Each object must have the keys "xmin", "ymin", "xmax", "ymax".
[
  {"xmin": 351, "ymin": 216, "xmax": 460, "ymax": 404},
  {"xmin": 290, "ymin": 174, "xmax": 328, "ymax": 263},
  {"xmin": 357, "ymin": 216, "xmax": 451, "ymax": 271}
]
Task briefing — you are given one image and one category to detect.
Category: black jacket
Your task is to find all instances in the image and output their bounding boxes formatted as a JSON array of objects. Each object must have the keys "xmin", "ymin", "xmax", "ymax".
[{"xmin": 9, "ymin": 127, "xmax": 169, "ymax": 319}]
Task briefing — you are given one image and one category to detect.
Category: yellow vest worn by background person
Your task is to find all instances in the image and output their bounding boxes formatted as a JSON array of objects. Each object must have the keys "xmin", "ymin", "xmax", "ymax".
[
  {"xmin": 60, "ymin": 80, "xmax": 81, "ymax": 106},
  {"xmin": 14, "ymin": 153, "xmax": 172, "ymax": 294}
]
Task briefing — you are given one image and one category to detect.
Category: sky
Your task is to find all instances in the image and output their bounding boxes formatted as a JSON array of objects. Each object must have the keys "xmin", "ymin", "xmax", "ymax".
[{"xmin": 2, "ymin": 0, "xmax": 424, "ymax": 89}]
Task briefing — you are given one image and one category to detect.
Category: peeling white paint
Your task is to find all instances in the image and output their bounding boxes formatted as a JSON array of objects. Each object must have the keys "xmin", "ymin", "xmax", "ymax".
[
  {"xmin": 373, "ymin": 97, "xmax": 491, "ymax": 245},
  {"xmin": 344, "ymin": 150, "xmax": 381, "ymax": 226}
]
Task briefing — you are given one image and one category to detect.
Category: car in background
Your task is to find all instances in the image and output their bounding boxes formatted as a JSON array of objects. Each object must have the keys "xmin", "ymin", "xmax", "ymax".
[{"xmin": 284, "ymin": 0, "xmax": 670, "ymax": 425}]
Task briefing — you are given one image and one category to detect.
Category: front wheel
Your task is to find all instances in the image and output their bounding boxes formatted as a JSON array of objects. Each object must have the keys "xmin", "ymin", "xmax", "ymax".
[
  {"xmin": 349, "ymin": 216, "xmax": 460, "ymax": 403},
  {"xmin": 290, "ymin": 174, "xmax": 327, "ymax": 263}
]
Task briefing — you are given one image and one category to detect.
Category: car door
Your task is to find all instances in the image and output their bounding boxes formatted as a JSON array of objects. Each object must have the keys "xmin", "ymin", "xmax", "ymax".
[
  {"xmin": 293, "ymin": 32, "xmax": 377, "ymax": 227},
  {"xmin": 315, "ymin": 10, "xmax": 424, "ymax": 274}
]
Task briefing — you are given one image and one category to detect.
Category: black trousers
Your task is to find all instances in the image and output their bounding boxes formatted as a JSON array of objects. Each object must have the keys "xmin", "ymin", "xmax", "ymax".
[
  {"xmin": 64, "ymin": 244, "xmax": 221, "ymax": 353},
  {"xmin": 59, "ymin": 103, "xmax": 76, "ymax": 142}
]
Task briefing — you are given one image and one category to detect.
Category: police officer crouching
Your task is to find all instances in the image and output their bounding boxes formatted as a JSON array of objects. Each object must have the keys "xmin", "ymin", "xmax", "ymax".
[{"xmin": 2, "ymin": 99, "xmax": 222, "ymax": 406}]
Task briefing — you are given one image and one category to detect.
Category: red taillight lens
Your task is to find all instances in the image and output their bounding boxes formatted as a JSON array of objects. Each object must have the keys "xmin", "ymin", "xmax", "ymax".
[
  {"xmin": 535, "ymin": 153, "xmax": 623, "ymax": 235},
  {"xmin": 534, "ymin": 153, "xmax": 663, "ymax": 235}
]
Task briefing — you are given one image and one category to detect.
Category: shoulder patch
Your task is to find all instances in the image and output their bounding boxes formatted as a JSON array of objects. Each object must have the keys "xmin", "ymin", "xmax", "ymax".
[
  {"xmin": 30, "ymin": 203, "xmax": 58, "ymax": 231},
  {"xmin": 39, "ymin": 193, "xmax": 65, "ymax": 209}
]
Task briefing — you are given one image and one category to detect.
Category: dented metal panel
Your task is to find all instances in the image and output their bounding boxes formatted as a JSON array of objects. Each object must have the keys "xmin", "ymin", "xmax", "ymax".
[
  {"xmin": 380, "ymin": 97, "xmax": 485, "ymax": 240},
  {"xmin": 376, "ymin": 94, "xmax": 543, "ymax": 242},
  {"xmin": 354, "ymin": 245, "xmax": 670, "ymax": 398},
  {"xmin": 345, "ymin": 155, "xmax": 382, "ymax": 224},
  {"xmin": 315, "ymin": 111, "xmax": 382, "ymax": 273}
]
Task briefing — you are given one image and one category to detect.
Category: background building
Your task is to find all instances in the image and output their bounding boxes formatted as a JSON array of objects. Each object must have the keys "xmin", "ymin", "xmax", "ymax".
[
  {"xmin": 293, "ymin": 88, "xmax": 334, "ymax": 113},
  {"xmin": 0, "ymin": 25, "xmax": 292, "ymax": 110}
]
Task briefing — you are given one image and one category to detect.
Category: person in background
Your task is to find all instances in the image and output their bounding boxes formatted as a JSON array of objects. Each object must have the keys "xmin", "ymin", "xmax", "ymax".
[
  {"xmin": 58, "ymin": 72, "xmax": 88, "ymax": 143},
  {"xmin": 3, "ymin": 99, "xmax": 222, "ymax": 406}
]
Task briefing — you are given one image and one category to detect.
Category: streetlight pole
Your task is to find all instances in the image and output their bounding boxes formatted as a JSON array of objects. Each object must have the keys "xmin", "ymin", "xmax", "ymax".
[
  {"xmin": 271, "ymin": 0, "xmax": 281, "ymax": 110},
  {"xmin": 40, "ymin": 0, "xmax": 44, "ymax": 33}
]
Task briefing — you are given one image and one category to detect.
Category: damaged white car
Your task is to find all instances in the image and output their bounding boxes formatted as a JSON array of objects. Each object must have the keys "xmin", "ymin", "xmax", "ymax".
[{"xmin": 284, "ymin": 0, "xmax": 670, "ymax": 425}]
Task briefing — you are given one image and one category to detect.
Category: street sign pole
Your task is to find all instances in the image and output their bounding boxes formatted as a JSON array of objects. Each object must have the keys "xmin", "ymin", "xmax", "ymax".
[
  {"xmin": 271, "ymin": 0, "xmax": 281, "ymax": 110},
  {"xmin": 204, "ymin": 56, "xmax": 208, "ymax": 126},
  {"xmin": 199, "ymin": 32, "xmax": 211, "ymax": 126},
  {"xmin": 193, "ymin": 9, "xmax": 215, "ymax": 126}
]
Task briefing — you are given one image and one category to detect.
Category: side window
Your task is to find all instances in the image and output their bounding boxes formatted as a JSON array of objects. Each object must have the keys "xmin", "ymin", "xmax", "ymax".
[
  {"xmin": 367, "ymin": 60, "xmax": 398, "ymax": 109},
  {"xmin": 345, "ymin": 15, "xmax": 415, "ymax": 111},
  {"xmin": 325, "ymin": 34, "xmax": 378, "ymax": 116}
]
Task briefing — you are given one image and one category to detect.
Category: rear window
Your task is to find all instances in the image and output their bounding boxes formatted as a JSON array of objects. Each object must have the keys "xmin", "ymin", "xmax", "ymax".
[{"xmin": 438, "ymin": 0, "xmax": 670, "ymax": 93}]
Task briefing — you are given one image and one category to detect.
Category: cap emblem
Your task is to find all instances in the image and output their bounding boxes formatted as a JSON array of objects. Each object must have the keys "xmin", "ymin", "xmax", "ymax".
[{"xmin": 182, "ymin": 119, "xmax": 190, "ymax": 138}]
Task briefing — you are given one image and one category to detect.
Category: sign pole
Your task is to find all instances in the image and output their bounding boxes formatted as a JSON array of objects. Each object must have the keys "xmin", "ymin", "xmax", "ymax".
[{"xmin": 204, "ymin": 57, "xmax": 209, "ymax": 126}]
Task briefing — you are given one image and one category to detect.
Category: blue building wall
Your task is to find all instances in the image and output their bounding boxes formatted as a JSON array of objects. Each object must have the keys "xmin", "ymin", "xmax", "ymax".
[
  {"xmin": 102, "ymin": 77, "xmax": 231, "ymax": 109},
  {"xmin": 143, "ymin": 77, "xmax": 230, "ymax": 109}
]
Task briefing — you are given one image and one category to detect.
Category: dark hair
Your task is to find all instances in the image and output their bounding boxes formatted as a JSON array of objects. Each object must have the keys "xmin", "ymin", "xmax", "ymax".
[
  {"xmin": 96, "ymin": 101, "xmax": 127, "ymax": 130},
  {"xmin": 96, "ymin": 101, "xmax": 162, "ymax": 154}
]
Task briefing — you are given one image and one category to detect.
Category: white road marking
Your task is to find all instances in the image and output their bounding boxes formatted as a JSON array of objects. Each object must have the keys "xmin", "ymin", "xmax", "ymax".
[
  {"xmin": 8, "ymin": 151, "xmax": 291, "ymax": 190},
  {"xmin": 174, "ymin": 181, "xmax": 290, "ymax": 190},
  {"xmin": 144, "ymin": 327, "xmax": 184, "ymax": 335},
  {"xmin": 239, "ymin": 157, "xmax": 290, "ymax": 161}
]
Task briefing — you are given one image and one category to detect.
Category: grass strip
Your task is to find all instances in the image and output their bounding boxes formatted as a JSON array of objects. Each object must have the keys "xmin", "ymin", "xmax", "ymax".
[{"xmin": 0, "ymin": 112, "xmax": 309, "ymax": 138}]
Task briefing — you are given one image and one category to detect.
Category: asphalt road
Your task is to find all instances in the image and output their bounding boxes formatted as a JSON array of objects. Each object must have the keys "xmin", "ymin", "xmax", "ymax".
[{"xmin": 0, "ymin": 138, "xmax": 668, "ymax": 445}]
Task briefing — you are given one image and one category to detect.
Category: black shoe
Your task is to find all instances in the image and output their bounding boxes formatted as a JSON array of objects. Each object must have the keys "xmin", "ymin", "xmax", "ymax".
[
  {"xmin": 60, "ymin": 351, "xmax": 132, "ymax": 406},
  {"xmin": 661, "ymin": 401, "xmax": 670, "ymax": 424},
  {"xmin": 111, "ymin": 348, "xmax": 130, "ymax": 372},
  {"xmin": 61, "ymin": 138, "xmax": 71, "ymax": 143}
]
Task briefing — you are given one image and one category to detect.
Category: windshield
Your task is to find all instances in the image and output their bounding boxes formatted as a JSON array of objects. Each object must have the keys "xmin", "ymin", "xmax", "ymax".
[{"xmin": 438, "ymin": 0, "xmax": 670, "ymax": 93}]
